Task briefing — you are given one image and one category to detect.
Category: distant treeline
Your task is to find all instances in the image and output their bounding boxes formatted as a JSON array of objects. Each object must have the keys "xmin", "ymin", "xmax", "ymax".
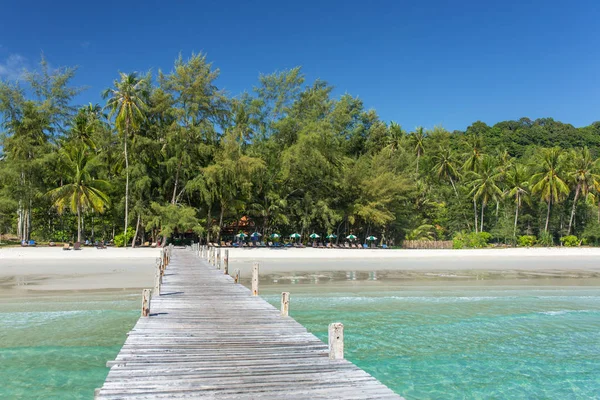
[{"xmin": 1, "ymin": 54, "xmax": 600, "ymax": 247}]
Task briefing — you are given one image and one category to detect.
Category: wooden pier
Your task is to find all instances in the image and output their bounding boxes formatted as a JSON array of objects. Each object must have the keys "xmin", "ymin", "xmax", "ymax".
[{"xmin": 95, "ymin": 246, "xmax": 403, "ymax": 399}]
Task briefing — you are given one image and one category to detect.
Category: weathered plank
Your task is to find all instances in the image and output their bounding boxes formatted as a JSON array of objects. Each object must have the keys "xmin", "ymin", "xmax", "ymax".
[{"xmin": 95, "ymin": 247, "xmax": 403, "ymax": 399}]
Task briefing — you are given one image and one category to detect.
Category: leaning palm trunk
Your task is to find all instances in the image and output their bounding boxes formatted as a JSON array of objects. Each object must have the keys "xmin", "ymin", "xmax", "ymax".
[
  {"xmin": 132, "ymin": 214, "xmax": 141, "ymax": 248},
  {"xmin": 568, "ymin": 184, "xmax": 581, "ymax": 234},
  {"xmin": 77, "ymin": 205, "xmax": 82, "ymax": 243}
]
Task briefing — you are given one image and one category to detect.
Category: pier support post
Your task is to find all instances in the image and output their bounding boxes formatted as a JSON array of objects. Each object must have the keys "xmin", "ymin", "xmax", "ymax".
[
  {"xmin": 142, "ymin": 289, "xmax": 151, "ymax": 317},
  {"xmin": 154, "ymin": 268, "xmax": 161, "ymax": 295},
  {"xmin": 216, "ymin": 248, "xmax": 221, "ymax": 270},
  {"xmin": 224, "ymin": 249, "xmax": 229, "ymax": 275},
  {"xmin": 234, "ymin": 269, "xmax": 240, "ymax": 284},
  {"xmin": 328, "ymin": 322, "xmax": 344, "ymax": 360},
  {"xmin": 281, "ymin": 292, "xmax": 290, "ymax": 316},
  {"xmin": 252, "ymin": 262, "xmax": 259, "ymax": 296}
]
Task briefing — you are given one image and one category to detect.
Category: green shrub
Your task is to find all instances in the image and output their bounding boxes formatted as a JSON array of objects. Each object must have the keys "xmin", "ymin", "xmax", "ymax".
[
  {"xmin": 582, "ymin": 221, "xmax": 600, "ymax": 245},
  {"xmin": 114, "ymin": 227, "xmax": 135, "ymax": 247},
  {"xmin": 517, "ymin": 235, "xmax": 536, "ymax": 247},
  {"xmin": 560, "ymin": 235, "xmax": 579, "ymax": 247},
  {"xmin": 452, "ymin": 231, "xmax": 491, "ymax": 249},
  {"xmin": 538, "ymin": 231, "xmax": 554, "ymax": 247}
]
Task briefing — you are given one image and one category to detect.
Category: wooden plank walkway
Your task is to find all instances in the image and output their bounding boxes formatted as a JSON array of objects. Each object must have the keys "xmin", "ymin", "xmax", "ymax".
[{"xmin": 95, "ymin": 247, "xmax": 403, "ymax": 399}]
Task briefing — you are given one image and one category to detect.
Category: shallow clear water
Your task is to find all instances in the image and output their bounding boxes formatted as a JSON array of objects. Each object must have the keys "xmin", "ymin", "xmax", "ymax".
[
  {"xmin": 0, "ymin": 293, "xmax": 138, "ymax": 399},
  {"xmin": 263, "ymin": 286, "xmax": 600, "ymax": 399},
  {"xmin": 2, "ymin": 283, "xmax": 600, "ymax": 399}
]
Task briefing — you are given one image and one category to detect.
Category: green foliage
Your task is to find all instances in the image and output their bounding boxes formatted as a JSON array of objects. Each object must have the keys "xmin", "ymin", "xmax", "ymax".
[
  {"xmin": 517, "ymin": 235, "xmax": 537, "ymax": 247},
  {"xmin": 453, "ymin": 231, "xmax": 492, "ymax": 249},
  {"xmin": 4, "ymin": 54, "xmax": 600, "ymax": 247},
  {"xmin": 582, "ymin": 221, "xmax": 600, "ymax": 245},
  {"xmin": 560, "ymin": 235, "xmax": 580, "ymax": 247},
  {"xmin": 114, "ymin": 227, "xmax": 135, "ymax": 247},
  {"xmin": 538, "ymin": 231, "xmax": 554, "ymax": 246}
]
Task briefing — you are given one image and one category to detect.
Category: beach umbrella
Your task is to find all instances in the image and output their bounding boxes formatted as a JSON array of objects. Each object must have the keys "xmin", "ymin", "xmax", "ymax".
[
  {"xmin": 309, "ymin": 233, "xmax": 320, "ymax": 239},
  {"xmin": 235, "ymin": 233, "xmax": 247, "ymax": 239},
  {"xmin": 251, "ymin": 232, "xmax": 262, "ymax": 238},
  {"xmin": 289, "ymin": 233, "xmax": 301, "ymax": 239},
  {"xmin": 366, "ymin": 236, "xmax": 377, "ymax": 241},
  {"xmin": 269, "ymin": 233, "xmax": 281, "ymax": 239},
  {"xmin": 346, "ymin": 234, "xmax": 357, "ymax": 240},
  {"xmin": 326, "ymin": 234, "xmax": 337, "ymax": 239}
]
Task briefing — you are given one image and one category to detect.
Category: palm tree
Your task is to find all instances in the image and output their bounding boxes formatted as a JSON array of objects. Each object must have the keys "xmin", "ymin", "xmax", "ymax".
[
  {"xmin": 567, "ymin": 147, "xmax": 600, "ymax": 234},
  {"xmin": 385, "ymin": 121, "xmax": 405, "ymax": 152},
  {"xmin": 409, "ymin": 127, "xmax": 425, "ymax": 174},
  {"xmin": 462, "ymin": 134, "xmax": 485, "ymax": 231},
  {"xmin": 505, "ymin": 164, "xmax": 529, "ymax": 237},
  {"xmin": 468, "ymin": 155, "xmax": 503, "ymax": 232},
  {"xmin": 102, "ymin": 73, "xmax": 148, "ymax": 247},
  {"xmin": 433, "ymin": 146, "xmax": 460, "ymax": 196},
  {"xmin": 48, "ymin": 146, "xmax": 110, "ymax": 242},
  {"xmin": 531, "ymin": 148, "xmax": 570, "ymax": 233}
]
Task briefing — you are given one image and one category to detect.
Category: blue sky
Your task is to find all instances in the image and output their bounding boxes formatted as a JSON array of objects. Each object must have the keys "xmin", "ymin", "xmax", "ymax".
[{"xmin": 1, "ymin": 0, "xmax": 599, "ymax": 131}]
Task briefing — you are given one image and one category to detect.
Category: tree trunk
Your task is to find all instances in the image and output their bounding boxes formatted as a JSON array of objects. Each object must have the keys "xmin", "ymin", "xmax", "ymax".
[
  {"xmin": 131, "ymin": 214, "xmax": 141, "ymax": 248},
  {"xmin": 449, "ymin": 177, "xmax": 458, "ymax": 197},
  {"xmin": 217, "ymin": 205, "xmax": 225, "ymax": 244},
  {"xmin": 568, "ymin": 184, "xmax": 581, "ymax": 234},
  {"xmin": 124, "ymin": 119, "xmax": 130, "ymax": 248},
  {"xmin": 77, "ymin": 205, "xmax": 82, "ymax": 243},
  {"xmin": 513, "ymin": 195, "xmax": 519, "ymax": 237},
  {"xmin": 171, "ymin": 158, "xmax": 182, "ymax": 204},
  {"xmin": 480, "ymin": 201, "xmax": 485, "ymax": 233},
  {"xmin": 416, "ymin": 153, "xmax": 420, "ymax": 174},
  {"xmin": 473, "ymin": 199, "xmax": 478, "ymax": 233},
  {"xmin": 545, "ymin": 200, "xmax": 552, "ymax": 232}
]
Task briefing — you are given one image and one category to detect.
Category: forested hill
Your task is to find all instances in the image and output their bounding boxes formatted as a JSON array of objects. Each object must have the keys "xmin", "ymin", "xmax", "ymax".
[
  {"xmin": 1, "ymin": 54, "xmax": 600, "ymax": 248},
  {"xmin": 458, "ymin": 119, "xmax": 600, "ymax": 157}
]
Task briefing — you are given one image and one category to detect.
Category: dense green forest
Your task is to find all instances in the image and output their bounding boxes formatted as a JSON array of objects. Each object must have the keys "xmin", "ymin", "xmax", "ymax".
[{"xmin": 2, "ymin": 54, "xmax": 600, "ymax": 247}]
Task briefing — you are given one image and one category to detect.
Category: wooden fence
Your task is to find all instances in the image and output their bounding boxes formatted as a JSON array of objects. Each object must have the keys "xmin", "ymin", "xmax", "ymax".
[{"xmin": 402, "ymin": 240, "xmax": 453, "ymax": 249}]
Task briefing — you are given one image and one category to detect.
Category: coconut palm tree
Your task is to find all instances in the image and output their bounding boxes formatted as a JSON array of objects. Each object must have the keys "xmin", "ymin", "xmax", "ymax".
[
  {"xmin": 567, "ymin": 147, "xmax": 600, "ymax": 234},
  {"xmin": 505, "ymin": 164, "xmax": 530, "ymax": 237},
  {"xmin": 48, "ymin": 145, "xmax": 110, "ymax": 242},
  {"xmin": 409, "ymin": 126, "xmax": 425, "ymax": 174},
  {"xmin": 433, "ymin": 146, "xmax": 460, "ymax": 196},
  {"xmin": 102, "ymin": 73, "xmax": 148, "ymax": 247},
  {"xmin": 468, "ymin": 155, "xmax": 503, "ymax": 232},
  {"xmin": 462, "ymin": 134, "xmax": 485, "ymax": 231},
  {"xmin": 531, "ymin": 148, "xmax": 570, "ymax": 233}
]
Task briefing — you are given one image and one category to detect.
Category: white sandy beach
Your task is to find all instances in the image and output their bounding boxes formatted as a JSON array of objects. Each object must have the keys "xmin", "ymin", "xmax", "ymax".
[{"xmin": 1, "ymin": 246, "xmax": 600, "ymax": 292}]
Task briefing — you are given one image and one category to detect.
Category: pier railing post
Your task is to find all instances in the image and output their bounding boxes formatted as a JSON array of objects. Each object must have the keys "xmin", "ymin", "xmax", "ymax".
[
  {"xmin": 252, "ymin": 262, "xmax": 259, "ymax": 296},
  {"xmin": 281, "ymin": 292, "xmax": 290, "ymax": 316},
  {"xmin": 224, "ymin": 249, "xmax": 229, "ymax": 275},
  {"xmin": 216, "ymin": 248, "xmax": 221, "ymax": 270},
  {"xmin": 328, "ymin": 322, "xmax": 344, "ymax": 360},
  {"xmin": 234, "ymin": 269, "xmax": 240, "ymax": 284},
  {"xmin": 142, "ymin": 289, "xmax": 151, "ymax": 317},
  {"xmin": 154, "ymin": 263, "xmax": 162, "ymax": 295}
]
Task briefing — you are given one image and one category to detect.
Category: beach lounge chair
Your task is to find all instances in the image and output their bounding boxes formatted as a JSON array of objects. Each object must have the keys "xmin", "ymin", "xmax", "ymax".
[
  {"xmin": 73, "ymin": 242, "xmax": 82, "ymax": 250},
  {"xmin": 63, "ymin": 243, "xmax": 71, "ymax": 251},
  {"xmin": 221, "ymin": 241, "xmax": 227, "ymax": 247},
  {"xmin": 382, "ymin": 244, "xmax": 388, "ymax": 249},
  {"xmin": 142, "ymin": 241, "xmax": 150, "ymax": 247},
  {"xmin": 363, "ymin": 243, "xmax": 369, "ymax": 249},
  {"xmin": 343, "ymin": 242, "xmax": 350, "ymax": 249},
  {"xmin": 151, "ymin": 242, "xmax": 157, "ymax": 248}
]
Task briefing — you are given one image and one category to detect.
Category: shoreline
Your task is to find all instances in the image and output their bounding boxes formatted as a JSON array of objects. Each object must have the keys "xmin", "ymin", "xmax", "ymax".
[{"xmin": 1, "ymin": 247, "xmax": 600, "ymax": 292}]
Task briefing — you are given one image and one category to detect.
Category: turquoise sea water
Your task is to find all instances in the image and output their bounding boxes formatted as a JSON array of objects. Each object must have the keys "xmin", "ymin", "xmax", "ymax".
[
  {"xmin": 2, "ymin": 283, "xmax": 600, "ymax": 399},
  {"xmin": 264, "ymin": 285, "xmax": 600, "ymax": 399},
  {"xmin": 0, "ymin": 293, "xmax": 139, "ymax": 399}
]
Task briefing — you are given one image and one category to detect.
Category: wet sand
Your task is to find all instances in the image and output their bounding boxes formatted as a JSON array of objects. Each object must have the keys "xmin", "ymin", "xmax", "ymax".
[{"xmin": 2, "ymin": 247, "xmax": 600, "ymax": 292}]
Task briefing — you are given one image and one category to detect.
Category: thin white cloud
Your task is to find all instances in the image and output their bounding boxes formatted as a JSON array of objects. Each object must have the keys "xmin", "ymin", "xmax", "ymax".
[{"xmin": 0, "ymin": 54, "xmax": 27, "ymax": 80}]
